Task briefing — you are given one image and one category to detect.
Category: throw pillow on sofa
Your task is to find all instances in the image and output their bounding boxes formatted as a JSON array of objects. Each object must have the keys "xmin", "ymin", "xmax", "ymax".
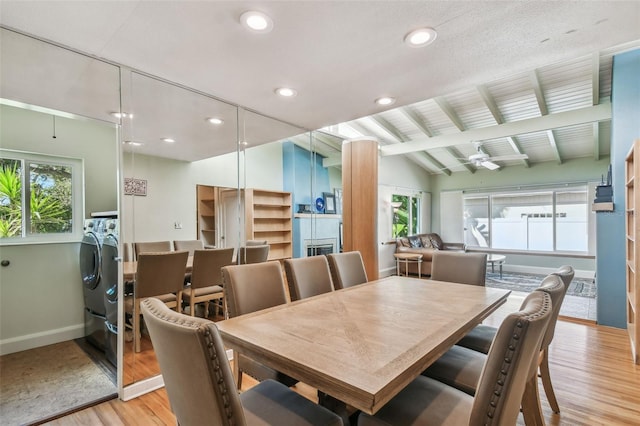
[
  {"xmin": 420, "ymin": 236, "xmax": 433, "ymax": 248},
  {"xmin": 429, "ymin": 233, "xmax": 444, "ymax": 250},
  {"xmin": 408, "ymin": 235, "xmax": 423, "ymax": 248}
]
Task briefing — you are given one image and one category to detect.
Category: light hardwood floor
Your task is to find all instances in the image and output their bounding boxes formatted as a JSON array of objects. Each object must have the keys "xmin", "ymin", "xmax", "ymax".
[{"xmin": 43, "ymin": 293, "xmax": 640, "ymax": 425}]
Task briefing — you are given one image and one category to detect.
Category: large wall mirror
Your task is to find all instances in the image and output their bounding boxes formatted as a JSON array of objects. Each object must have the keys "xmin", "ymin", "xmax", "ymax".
[{"xmin": 0, "ymin": 27, "xmax": 344, "ymax": 412}]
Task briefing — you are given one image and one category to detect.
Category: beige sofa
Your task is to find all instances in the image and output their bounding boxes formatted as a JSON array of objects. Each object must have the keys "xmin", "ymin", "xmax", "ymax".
[{"xmin": 395, "ymin": 233, "xmax": 465, "ymax": 276}]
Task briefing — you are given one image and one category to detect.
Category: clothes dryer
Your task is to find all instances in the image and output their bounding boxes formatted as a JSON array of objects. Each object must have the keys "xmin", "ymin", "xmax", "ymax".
[{"xmin": 102, "ymin": 219, "xmax": 119, "ymax": 366}]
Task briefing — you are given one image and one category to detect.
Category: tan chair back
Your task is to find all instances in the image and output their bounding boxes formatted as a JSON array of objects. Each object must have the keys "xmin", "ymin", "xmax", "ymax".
[
  {"xmin": 431, "ymin": 251, "xmax": 487, "ymax": 286},
  {"xmin": 469, "ymin": 290, "xmax": 552, "ymax": 426},
  {"xmin": 326, "ymin": 251, "xmax": 368, "ymax": 290},
  {"xmin": 246, "ymin": 239, "xmax": 268, "ymax": 246},
  {"xmin": 222, "ymin": 261, "xmax": 287, "ymax": 318},
  {"xmin": 237, "ymin": 245, "xmax": 270, "ymax": 264},
  {"xmin": 552, "ymin": 265, "xmax": 575, "ymax": 289},
  {"xmin": 134, "ymin": 240, "xmax": 172, "ymax": 259},
  {"xmin": 190, "ymin": 248, "xmax": 234, "ymax": 289},
  {"xmin": 536, "ymin": 274, "xmax": 567, "ymax": 350},
  {"xmin": 173, "ymin": 239, "xmax": 205, "ymax": 256},
  {"xmin": 141, "ymin": 298, "xmax": 247, "ymax": 426},
  {"xmin": 135, "ymin": 251, "xmax": 189, "ymax": 299},
  {"xmin": 284, "ymin": 256, "xmax": 334, "ymax": 301}
]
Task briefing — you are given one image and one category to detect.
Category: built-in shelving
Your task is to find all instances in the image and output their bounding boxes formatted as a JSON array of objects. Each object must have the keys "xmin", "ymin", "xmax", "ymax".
[
  {"xmin": 244, "ymin": 189, "xmax": 293, "ymax": 261},
  {"xmin": 196, "ymin": 185, "xmax": 216, "ymax": 246},
  {"xmin": 625, "ymin": 139, "xmax": 640, "ymax": 364}
]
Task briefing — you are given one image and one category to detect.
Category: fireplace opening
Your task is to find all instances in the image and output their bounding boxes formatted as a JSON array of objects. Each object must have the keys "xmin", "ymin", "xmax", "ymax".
[{"xmin": 303, "ymin": 238, "xmax": 337, "ymax": 257}]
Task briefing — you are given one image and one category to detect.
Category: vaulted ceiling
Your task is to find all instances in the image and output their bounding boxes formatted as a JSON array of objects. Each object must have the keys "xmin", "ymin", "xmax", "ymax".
[{"xmin": 1, "ymin": 1, "xmax": 639, "ymax": 174}]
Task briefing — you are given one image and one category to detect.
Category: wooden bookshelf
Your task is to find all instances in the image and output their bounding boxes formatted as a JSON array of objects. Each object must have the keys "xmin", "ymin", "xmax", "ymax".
[
  {"xmin": 244, "ymin": 189, "xmax": 292, "ymax": 261},
  {"xmin": 625, "ymin": 139, "xmax": 640, "ymax": 364},
  {"xmin": 196, "ymin": 185, "xmax": 216, "ymax": 246}
]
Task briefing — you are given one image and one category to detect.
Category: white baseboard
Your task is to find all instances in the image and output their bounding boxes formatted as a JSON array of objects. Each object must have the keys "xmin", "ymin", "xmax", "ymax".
[
  {"xmin": 122, "ymin": 375, "xmax": 165, "ymax": 401},
  {"xmin": 0, "ymin": 324, "xmax": 85, "ymax": 356}
]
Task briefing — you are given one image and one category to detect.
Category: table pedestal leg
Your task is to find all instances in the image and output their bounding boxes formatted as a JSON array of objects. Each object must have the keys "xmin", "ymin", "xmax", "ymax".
[{"xmin": 317, "ymin": 391, "xmax": 354, "ymax": 425}]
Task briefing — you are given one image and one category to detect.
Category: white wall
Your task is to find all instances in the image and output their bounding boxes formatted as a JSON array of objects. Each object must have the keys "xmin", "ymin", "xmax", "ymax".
[
  {"xmin": 378, "ymin": 155, "xmax": 432, "ymax": 275},
  {"xmin": 122, "ymin": 141, "xmax": 285, "ymax": 243}
]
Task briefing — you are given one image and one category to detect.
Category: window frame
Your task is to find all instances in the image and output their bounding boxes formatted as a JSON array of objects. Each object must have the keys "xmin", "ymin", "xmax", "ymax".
[
  {"xmin": 391, "ymin": 193, "xmax": 421, "ymax": 238},
  {"xmin": 463, "ymin": 183, "xmax": 592, "ymax": 255},
  {"xmin": 0, "ymin": 149, "xmax": 84, "ymax": 245}
]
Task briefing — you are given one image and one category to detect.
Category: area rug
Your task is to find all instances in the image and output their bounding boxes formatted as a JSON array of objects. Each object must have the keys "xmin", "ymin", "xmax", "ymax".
[
  {"xmin": 0, "ymin": 340, "xmax": 117, "ymax": 425},
  {"xmin": 485, "ymin": 271, "xmax": 596, "ymax": 298}
]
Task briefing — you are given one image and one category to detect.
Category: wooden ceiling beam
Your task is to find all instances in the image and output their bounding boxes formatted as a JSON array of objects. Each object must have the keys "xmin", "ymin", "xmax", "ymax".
[{"xmin": 530, "ymin": 69, "xmax": 549, "ymax": 116}]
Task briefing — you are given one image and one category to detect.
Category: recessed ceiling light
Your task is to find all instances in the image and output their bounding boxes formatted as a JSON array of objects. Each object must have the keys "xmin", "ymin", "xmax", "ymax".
[
  {"xmin": 207, "ymin": 117, "xmax": 224, "ymax": 125},
  {"xmin": 275, "ymin": 87, "xmax": 297, "ymax": 97},
  {"xmin": 375, "ymin": 97, "xmax": 396, "ymax": 106},
  {"xmin": 111, "ymin": 112, "xmax": 132, "ymax": 119},
  {"xmin": 162, "ymin": 138, "xmax": 175, "ymax": 143},
  {"xmin": 124, "ymin": 141, "xmax": 143, "ymax": 146},
  {"xmin": 404, "ymin": 27, "xmax": 437, "ymax": 47},
  {"xmin": 240, "ymin": 11, "xmax": 273, "ymax": 33}
]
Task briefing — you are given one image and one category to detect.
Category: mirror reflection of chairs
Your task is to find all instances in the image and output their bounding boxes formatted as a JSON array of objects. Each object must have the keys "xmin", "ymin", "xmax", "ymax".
[
  {"xmin": 134, "ymin": 241, "xmax": 172, "ymax": 259},
  {"xmin": 284, "ymin": 255, "xmax": 335, "ymax": 301},
  {"xmin": 125, "ymin": 250, "xmax": 189, "ymax": 352},
  {"xmin": 222, "ymin": 261, "xmax": 298, "ymax": 389},
  {"xmin": 182, "ymin": 248, "xmax": 234, "ymax": 318},
  {"xmin": 237, "ymin": 244, "xmax": 270, "ymax": 264},
  {"xmin": 327, "ymin": 251, "xmax": 368, "ymax": 289}
]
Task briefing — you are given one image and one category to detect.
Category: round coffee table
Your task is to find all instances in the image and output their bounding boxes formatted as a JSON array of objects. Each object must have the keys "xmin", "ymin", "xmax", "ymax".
[
  {"xmin": 487, "ymin": 254, "xmax": 506, "ymax": 278},
  {"xmin": 394, "ymin": 253, "xmax": 423, "ymax": 278}
]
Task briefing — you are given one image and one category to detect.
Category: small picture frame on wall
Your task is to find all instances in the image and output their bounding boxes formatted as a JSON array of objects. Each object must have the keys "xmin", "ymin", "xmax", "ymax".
[
  {"xmin": 124, "ymin": 178, "xmax": 147, "ymax": 196},
  {"xmin": 323, "ymin": 192, "xmax": 336, "ymax": 214}
]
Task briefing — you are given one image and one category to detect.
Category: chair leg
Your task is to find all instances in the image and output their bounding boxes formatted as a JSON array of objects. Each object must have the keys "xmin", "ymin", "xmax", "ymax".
[
  {"xmin": 204, "ymin": 301, "xmax": 210, "ymax": 318},
  {"xmin": 539, "ymin": 348, "xmax": 560, "ymax": 413},
  {"xmin": 233, "ymin": 350, "xmax": 243, "ymax": 390},
  {"xmin": 189, "ymin": 298, "xmax": 196, "ymax": 317},
  {"xmin": 134, "ymin": 300, "xmax": 141, "ymax": 353},
  {"xmin": 522, "ymin": 375, "xmax": 545, "ymax": 426}
]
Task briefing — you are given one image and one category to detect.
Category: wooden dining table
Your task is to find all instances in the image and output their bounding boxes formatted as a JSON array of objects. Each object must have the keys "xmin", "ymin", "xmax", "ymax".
[
  {"xmin": 122, "ymin": 256, "xmax": 194, "ymax": 281},
  {"xmin": 217, "ymin": 276, "xmax": 510, "ymax": 416}
]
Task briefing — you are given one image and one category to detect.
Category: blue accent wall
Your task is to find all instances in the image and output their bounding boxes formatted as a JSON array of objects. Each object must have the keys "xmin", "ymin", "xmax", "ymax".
[
  {"xmin": 597, "ymin": 48, "xmax": 640, "ymax": 328},
  {"xmin": 282, "ymin": 141, "xmax": 331, "ymax": 211}
]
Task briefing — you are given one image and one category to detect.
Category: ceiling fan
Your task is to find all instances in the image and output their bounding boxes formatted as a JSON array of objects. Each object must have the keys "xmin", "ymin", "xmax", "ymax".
[{"xmin": 466, "ymin": 142, "xmax": 529, "ymax": 170}]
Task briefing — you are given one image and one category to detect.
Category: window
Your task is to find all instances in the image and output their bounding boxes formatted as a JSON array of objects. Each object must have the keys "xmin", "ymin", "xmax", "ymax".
[
  {"xmin": 392, "ymin": 194, "xmax": 420, "ymax": 237},
  {"xmin": 0, "ymin": 149, "xmax": 83, "ymax": 243},
  {"xmin": 463, "ymin": 185, "xmax": 589, "ymax": 253}
]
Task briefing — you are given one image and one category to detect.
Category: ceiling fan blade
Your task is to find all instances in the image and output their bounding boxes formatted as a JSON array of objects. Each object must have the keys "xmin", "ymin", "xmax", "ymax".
[
  {"xmin": 487, "ymin": 154, "xmax": 529, "ymax": 162},
  {"xmin": 481, "ymin": 161, "xmax": 500, "ymax": 170}
]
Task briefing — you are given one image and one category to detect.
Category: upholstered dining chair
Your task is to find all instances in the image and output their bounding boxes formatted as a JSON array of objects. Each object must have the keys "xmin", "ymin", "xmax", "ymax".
[
  {"xmin": 237, "ymin": 244, "xmax": 270, "ymax": 264},
  {"xmin": 326, "ymin": 251, "xmax": 368, "ymax": 290},
  {"xmin": 173, "ymin": 239, "xmax": 205, "ymax": 255},
  {"xmin": 358, "ymin": 290, "xmax": 552, "ymax": 426},
  {"xmin": 456, "ymin": 265, "xmax": 575, "ymax": 414},
  {"xmin": 422, "ymin": 274, "xmax": 565, "ymax": 425},
  {"xmin": 430, "ymin": 251, "xmax": 487, "ymax": 286},
  {"xmin": 134, "ymin": 240, "xmax": 172, "ymax": 259},
  {"xmin": 284, "ymin": 255, "xmax": 335, "ymax": 301},
  {"xmin": 126, "ymin": 250, "xmax": 188, "ymax": 352},
  {"xmin": 182, "ymin": 248, "xmax": 234, "ymax": 318},
  {"xmin": 245, "ymin": 239, "xmax": 268, "ymax": 246},
  {"xmin": 140, "ymin": 298, "xmax": 343, "ymax": 426},
  {"xmin": 222, "ymin": 261, "xmax": 298, "ymax": 389}
]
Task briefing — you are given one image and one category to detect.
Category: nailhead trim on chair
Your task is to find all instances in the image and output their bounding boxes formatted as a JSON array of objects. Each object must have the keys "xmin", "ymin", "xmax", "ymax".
[
  {"xmin": 482, "ymin": 294, "xmax": 552, "ymax": 423},
  {"xmin": 203, "ymin": 328, "xmax": 236, "ymax": 425},
  {"xmin": 142, "ymin": 299, "xmax": 239, "ymax": 426}
]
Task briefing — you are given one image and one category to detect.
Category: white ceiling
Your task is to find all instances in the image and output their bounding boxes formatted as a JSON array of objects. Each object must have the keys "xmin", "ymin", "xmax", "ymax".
[{"xmin": 1, "ymin": 1, "xmax": 639, "ymax": 172}]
